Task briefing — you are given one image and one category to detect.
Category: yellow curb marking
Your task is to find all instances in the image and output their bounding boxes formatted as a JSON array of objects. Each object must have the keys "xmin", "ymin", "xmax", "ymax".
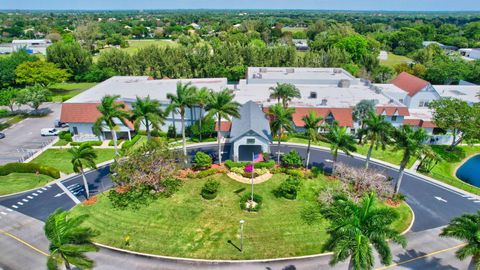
[
  {"xmin": 376, "ymin": 243, "xmax": 466, "ymax": 269},
  {"xmin": 0, "ymin": 229, "xmax": 49, "ymax": 257}
]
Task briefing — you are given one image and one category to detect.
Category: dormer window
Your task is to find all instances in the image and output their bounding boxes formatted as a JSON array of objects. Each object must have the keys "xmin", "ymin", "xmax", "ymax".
[{"xmin": 309, "ymin": 92, "xmax": 317, "ymax": 99}]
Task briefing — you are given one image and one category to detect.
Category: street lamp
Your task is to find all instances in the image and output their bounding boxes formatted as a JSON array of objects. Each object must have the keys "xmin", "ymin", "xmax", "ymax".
[{"xmin": 239, "ymin": 219, "xmax": 245, "ymax": 251}]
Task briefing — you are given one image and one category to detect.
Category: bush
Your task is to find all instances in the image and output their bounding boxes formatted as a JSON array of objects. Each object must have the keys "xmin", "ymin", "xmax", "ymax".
[
  {"xmin": 58, "ymin": 131, "xmax": 73, "ymax": 142},
  {"xmin": 121, "ymin": 135, "xmax": 141, "ymax": 152},
  {"xmin": 240, "ymin": 192, "xmax": 263, "ymax": 212},
  {"xmin": 201, "ymin": 179, "xmax": 220, "ymax": 200},
  {"xmin": 188, "ymin": 118, "xmax": 216, "ymax": 139},
  {"xmin": 70, "ymin": 141, "xmax": 102, "ymax": 147},
  {"xmin": 281, "ymin": 150, "xmax": 303, "ymax": 168},
  {"xmin": 192, "ymin": 151, "xmax": 212, "ymax": 170},
  {"xmin": 225, "ymin": 159, "xmax": 275, "ymax": 170},
  {"xmin": 311, "ymin": 166, "xmax": 323, "ymax": 178},
  {"xmin": 0, "ymin": 109, "xmax": 10, "ymax": 118},
  {"xmin": 0, "ymin": 162, "xmax": 60, "ymax": 179},
  {"xmin": 225, "ymin": 160, "xmax": 248, "ymax": 169},
  {"xmin": 285, "ymin": 169, "xmax": 305, "ymax": 178},
  {"xmin": 162, "ymin": 178, "xmax": 182, "ymax": 197},
  {"xmin": 274, "ymin": 176, "xmax": 302, "ymax": 200},
  {"xmin": 230, "ymin": 167, "xmax": 269, "ymax": 178},
  {"xmin": 195, "ymin": 168, "xmax": 224, "ymax": 178},
  {"xmin": 167, "ymin": 125, "xmax": 177, "ymax": 139},
  {"xmin": 108, "ymin": 185, "xmax": 158, "ymax": 210},
  {"xmin": 255, "ymin": 160, "xmax": 275, "ymax": 169}
]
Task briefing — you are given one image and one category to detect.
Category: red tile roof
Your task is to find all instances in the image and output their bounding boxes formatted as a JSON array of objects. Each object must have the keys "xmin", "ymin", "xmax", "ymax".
[
  {"xmin": 60, "ymin": 103, "xmax": 134, "ymax": 129},
  {"xmin": 292, "ymin": 107, "xmax": 353, "ymax": 127},
  {"xmin": 215, "ymin": 121, "xmax": 232, "ymax": 132},
  {"xmin": 403, "ymin": 119, "xmax": 436, "ymax": 128},
  {"xmin": 391, "ymin": 72, "xmax": 430, "ymax": 97},
  {"xmin": 376, "ymin": 106, "xmax": 410, "ymax": 116}
]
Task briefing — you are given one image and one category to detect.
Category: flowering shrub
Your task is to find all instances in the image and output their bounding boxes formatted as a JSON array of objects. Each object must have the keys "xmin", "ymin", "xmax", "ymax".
[{"xmin": 230, "ymin": 167, "xmax": 269, "ymax": 178}]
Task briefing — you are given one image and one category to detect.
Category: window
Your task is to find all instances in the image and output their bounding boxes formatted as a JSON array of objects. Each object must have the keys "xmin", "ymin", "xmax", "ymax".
[
  {"xmin": 325, "ymin": 113, "xmax": 335, "ymax": 126},
  {"xmin": 309, "ymin": 92, "xmax": 317, "ymax": 99},
  {"xmin": 391, "ymin": 115, "xmax": 398, "ymax": 122},
  {"xmin": 399, "ymin": 99, "xmax": 404, "ymax": 103},
  {"xmin": 419, "ymin": 100, "xmax": 430, "ymax": 107},
  {"xmin": 246, "ymin": 138, "xmax": 255, "ymax": 144},
  {"xmin": 350, "ymin": 128, "xmax": 355, "ymax": 134},
  {"xmin": 73, "ymin": 127, "xmax": 78, "ymax": 135}
]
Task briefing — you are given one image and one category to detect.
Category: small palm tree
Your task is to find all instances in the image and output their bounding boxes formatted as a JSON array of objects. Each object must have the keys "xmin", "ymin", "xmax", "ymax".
[
  {"xmin": 93, "ymin": 95, "xmax": 131, "ymax": 156},
  {"xmin": 269, "ymin": 83, "xmax": 301, "ymax": 108},
  {"xmin": 68, "ymin": 144, "xmax": 97, "ymax": 199},
  {"xmin": 362, "ymin": 111, "xmax": 393, "ymax": 169},
  {"xmin": 302, "ymin": 111, "xmax": 323, "ymax": 168},
  {"xmin": 205, "ymin": 89, "xmax": 241, "ymax": 164},
  {"xmin": 440, "ymin": 211, "xmax": 480, "ymax": 270},
  {"xmin": 194, "ymin": 87, "xmax": 212, "ymax": 142},
  {"xmin": 323, "ymin": 193, "xmax": 407, "ymax": 270},
  {"xmin": 167, "ymin": 82, "xmax": 197, "ymax": 164},
  {"xmin": 45, "ymin": 208, "xmax": 98, "ymax": 270},
  {"xmin": 324, "ymin": 123, "xmax": 357, "ymax": 174},
  {"xmin": 268, "ymin": 104, "xmax": 296, "ymax": 164},
  {"xmin": 392, "ymin": 125, "xmax": 428, "ymax": 194},
  {"xmin": 131, "ymin": 95, "xmax": 164, "ymax": 141}
]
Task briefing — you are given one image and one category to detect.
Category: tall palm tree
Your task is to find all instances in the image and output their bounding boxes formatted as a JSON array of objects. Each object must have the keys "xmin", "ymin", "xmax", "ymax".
[
  {"xmin": 205, "ymin": 89, "xmax": 241, "ymax": 164},
  {"xmin": 45, "ymin": 209, "xmax": 98, "ymax": 270},
  {"xmin": 93, "ymin": 95, "xmax": 131, "ymax": 156},
  {"xmin": 131, "ymin": 95, "xmax": 165, "ymax": 141},
  {"xmin": 269, "ymin": 83, "xmax": 301, "ymax": 108},
  {"xmin": 322, "ymin": 193, "xmax": 407, "ymax": 270},
  {"xmin": 324, "ymin": 123, "xmax": 357, "ymax": 174},
  {"xmin": 68, "ymin": 144, "xmax": 97, "ymax": 199},
  {"xmin": 302, "ymin": 111, "xmax": 323, "ymax": 168},
  {"xmin": 440, "ymin": 211, "xmax": 480, "ymax": 270},
  {"xmin": 362, "ymin": 111, "xmax": 393, "ymax": 169},
  {"xmin": 194, "ymin": 87, "xmax": 212, "ymax": 142},
  {"xmin": 268, "ymin": 104, "xmax": 296, "ymax": 164},
  {"xmin": 167, "ymin": 82, "xmax": 197, "ymax": 164},
  {"xmin": 392, "ymin": 125, "xmax": 428, "ymax": 194}
]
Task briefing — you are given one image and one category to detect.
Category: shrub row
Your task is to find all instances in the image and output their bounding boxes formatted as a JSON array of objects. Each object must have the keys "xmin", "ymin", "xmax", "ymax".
[
  {"xmin": 136, "ymin": 130, "xmax": 167, "ymax": 137},
  {"xmin": 70, "ymin": 141, "xmax": 102, "ymax": 147},
  {"xmin": 230, "ymin": 167, "xmax": 269, "ymax": 178},
  {"xmin": 224, "ymin": 160, "xmax": 275, "ymax": 169},
  {"xmin": 0, "ymin": 162, "xmax": 60, "ymax": 179},
  {"xmin": 58, "ymin": 131, "xmax": 72, "ymax": 142},
  {"xmin": 274, "ymin": 176, "xmax": 302, "ymax": 200},
  {"xmin": 121, "ymin": 135, "xmax": 142, "ymax": 151},
  {"xmin": 188, "ymin": 168, "xmax": 225, "ymax": 179}
]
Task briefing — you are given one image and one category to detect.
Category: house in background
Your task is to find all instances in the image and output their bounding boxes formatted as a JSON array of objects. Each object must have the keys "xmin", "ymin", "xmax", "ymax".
[
  {"xmin": 390, "ymin": 72, "xmax": 440, "ymax": 109},
  {"xmin": 459, "ymin": 48, "xmax": 480, "ymax": 61}
]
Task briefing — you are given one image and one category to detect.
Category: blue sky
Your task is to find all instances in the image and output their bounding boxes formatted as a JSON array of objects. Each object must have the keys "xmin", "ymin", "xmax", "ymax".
[{"xmin": 1, "ymin": 0, "xmax": 479, "ymax": 11}]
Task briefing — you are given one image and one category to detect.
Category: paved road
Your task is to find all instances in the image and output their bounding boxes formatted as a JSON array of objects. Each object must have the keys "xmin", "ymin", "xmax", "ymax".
[
  {"xmin": 0, "ymin": 143, "xmax": 478, "ymax": 269},
  {"xmin": 0, "ymin": 103, "xmax": 62, "ymax": 165}
]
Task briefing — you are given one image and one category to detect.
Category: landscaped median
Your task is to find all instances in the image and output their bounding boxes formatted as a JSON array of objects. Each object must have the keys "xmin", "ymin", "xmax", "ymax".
[{"xmin": 0, "ymin": 162, "xmax": 60, "ymax": 195}]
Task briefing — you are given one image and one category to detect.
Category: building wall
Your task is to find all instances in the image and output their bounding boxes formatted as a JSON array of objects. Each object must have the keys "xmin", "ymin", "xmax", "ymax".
[
  {"xmin": 408, "ymin": 86, "xmax": 440, "ymax": 109},
  {"xmin": 232, "ymin": 135, "xmax": 270, "ymax": 162},
  {"xmin": 384, "ymin": 115, "xmax": 404, "ymax": 127}
]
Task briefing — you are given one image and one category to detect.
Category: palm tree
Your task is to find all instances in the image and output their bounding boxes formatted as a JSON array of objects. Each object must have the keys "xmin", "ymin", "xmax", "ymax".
[
  {"xmin": 45, "ymin": 208, "xmax": 98, "ymax": 270},
  {"xmin": 392, "ymin": 125, "xmax": 428, "ymax": 194},
  {"xmin": 93, "ymin": 95, "xmax": 131, "ymax": 156},
  {"xmin": 194, "ymin": 87, "xmax": 212, "ymax": 142},
  {"xmin": 269, "ymin": 83, "xmax": 301, "ymax": 108},
  {"xmin": 324, "ymin": 123, "xmax": 357, "ymax": 174},
  {"xmin": 68, "ymin": 144, "xmax": 97, "ymax": 199},
  {"xmin": 440, "ymin": 211, "xmax": 480, "ymax": 270},
  {"xmin": 205, "ymin": 89, "xmax": 241, "ymax": 164},
  {"xmin": 268, "ymin": 104, "xmax": 296, "ymax": 164},
  {"xmin": 131, "ymin": 95, "xmax": 165, "ymax": 141},
  {"xmin": 302, "ymin": 111, "xmax": 323, "ymax": 168},
  {"xmin": 322, "ymin": 193, "xmax": 407, "ymax": 270},
  {"xmin": 167, "ymin": 82, "xmax": 197, "ymax": 164},
  {"xmin": 362, "ymin": 111, "xmax": 393, "ymax": 169}
]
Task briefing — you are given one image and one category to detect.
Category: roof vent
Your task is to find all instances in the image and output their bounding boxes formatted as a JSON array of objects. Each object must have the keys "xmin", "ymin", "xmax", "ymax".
[
  {"xmin": 252, "ymin": 73, "xmax": 262, "ymax": 79},
  {"xmin": 286, "ymin": 68, "xmax": 294, "ymax": 73},
  {"xmin": 321, "ymin": 98, "xmax": 328, "ymax": 106},
  {"xmin": 338, "ymin": 79, "xmax": 351, "ymax": 88},
  {"xmin": 333, "ymin": 68, "xmax": 342, "ymax": 74},
  {"xmin": 259, "ymin": 67, "xmax": 267, "ymax": 73}
]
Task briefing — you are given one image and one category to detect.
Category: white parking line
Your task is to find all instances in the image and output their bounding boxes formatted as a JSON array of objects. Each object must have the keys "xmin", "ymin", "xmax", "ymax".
[
  {"xmin": 22, "ymin": 199, "xmax": 28, "ymax": 202},
  {"xmin": 467, "ymin": 197, "xmax": 476, "ymax": 200},
  {"xmin": 11, "ymin": 205, "xmax": 18, "ymax": 209},
  {"xmin": 47, "ymin": 185, "xmax": 51, "ymax": 188},
  {"xmin": 6, "ymin": 208, "xmax": 13, "ymax": 212},
  {"xmin": 27, "ymin": 196, "xmax": 33, "ymax": 199},
  {"xmin": 17, "ymin": 202, "xmax": 23, "ymax": 205},
  {"xmin": 1, "ymin": 212, "xmax": 6, "ymax": 215},
  {"xmin": 41, "ymin": 188, "xmax": 47, "ymax": 191},
  {"xmin": 37, "ymin": 190, "xmax": 43, "ymax": 194},
  {"xmin": 32, "ymin": 193, "xmax": 38, "ymax": 196},
  {"xmin": 473, "ymin": 201, "xmax": 480, "ymax": 203}
]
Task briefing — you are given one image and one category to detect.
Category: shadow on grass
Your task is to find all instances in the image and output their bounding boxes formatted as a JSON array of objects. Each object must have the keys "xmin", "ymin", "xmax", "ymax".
[
  {"xmin": 227, "ymin": 240, "xmax": 241, "ymax": 252},
  {"xmin": 431, "ymin": 145, "xmax": 466, "ymax": 163}
]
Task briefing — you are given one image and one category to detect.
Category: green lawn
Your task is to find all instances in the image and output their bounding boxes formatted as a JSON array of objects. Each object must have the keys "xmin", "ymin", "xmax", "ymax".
[
  {"xmin": 380, "ymin": 52, "xmax": 413, "ymax": 68},
  {"xmin": 49, "ymin": 82, "xmax": 97, "ymax": 102},
  {"xmin": 287, "ymin": 137, "xmax": 416, "ymax": 167},
  {"xmin": 31, "ymin": 149, "xmax": 116, "ymax": 174},
  {"xmin": 71, "ymin": 173, "xmax": 411, "ymax": 260},
  {"xmin": 0, "ymin": 173, "xmax": 53, "ymax": 195},
  {"xmin": 0, "ymin": 115, "xmax": 26, "ymax": 131},
  {"xmin": 53, "ymin": 139, "xmax": 70, "ymax": 146},
  {"xmin": 423, "ymin": 145, "xmax": 480, "ymax": 195},
  {"xmin": 100, "ymin": 39, "xmax": 177, "ymax": 55}
]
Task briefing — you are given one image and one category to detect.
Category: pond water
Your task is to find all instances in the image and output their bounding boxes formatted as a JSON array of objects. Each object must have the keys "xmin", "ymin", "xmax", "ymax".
[{"xmin": 456, "ymin": 154, "xmax": 480, "ymax": 187}]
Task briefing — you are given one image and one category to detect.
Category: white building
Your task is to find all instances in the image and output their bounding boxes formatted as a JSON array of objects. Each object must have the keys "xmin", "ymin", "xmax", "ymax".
[{"xmin": 459, "ymin": 48, "xmax": 480, "ymax": 61}]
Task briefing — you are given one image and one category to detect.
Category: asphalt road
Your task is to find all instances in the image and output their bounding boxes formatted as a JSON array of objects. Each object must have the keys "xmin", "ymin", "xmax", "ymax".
[{"xmin": 0, "ymin": 103, "xmax": 62, "ymax": 165}]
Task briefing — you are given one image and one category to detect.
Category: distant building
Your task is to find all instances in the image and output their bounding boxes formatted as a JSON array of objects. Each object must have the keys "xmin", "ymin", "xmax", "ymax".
[
  {"xmin": 292, "ymin": 39, "xmax": 309, "ymax": 51},
  {"xmin": 5, "ymin": 39, "xmax": 52, "ymax": 55},
  {"xmin": 459, "ymin": 48, "xmax": 480, "ymax": 61},
  {"xmin": 190, "ymin": 23, "xmax": 201, "ymax": 30},
  {"xmin": 422, "ymin": 41, "xmax": 458, "ymax": 51}
]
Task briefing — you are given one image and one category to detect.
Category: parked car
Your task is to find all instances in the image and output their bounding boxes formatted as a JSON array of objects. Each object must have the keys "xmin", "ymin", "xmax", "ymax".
[
  {"xmin": 0, "ymin": 133, "xmax": 5, "ymax": 139},
  {"xmin": 54, "ymin": 120, "xmax": 69, "ymax": 128},
  {"xmin": 41, "ymin": 128, "xmax": 60, "ymax": 136}
]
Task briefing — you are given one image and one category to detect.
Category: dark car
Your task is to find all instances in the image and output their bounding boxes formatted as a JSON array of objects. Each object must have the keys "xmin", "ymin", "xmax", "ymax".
[{"xmin": 0, "ymin": 133, "xmax": 5, "ymax": 139}]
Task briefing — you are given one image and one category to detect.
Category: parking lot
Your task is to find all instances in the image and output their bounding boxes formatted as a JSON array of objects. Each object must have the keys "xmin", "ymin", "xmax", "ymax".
[{"xmin": 0, "ymin": 103, "xmax": 62, "ymax": 165}]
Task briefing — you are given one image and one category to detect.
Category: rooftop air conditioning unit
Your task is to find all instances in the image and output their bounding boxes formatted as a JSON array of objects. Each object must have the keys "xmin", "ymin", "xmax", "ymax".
[
  {"xmin": 333, "ymin": 68, "xmax": 342, "ymax": 74},
  {"xmin": 286, "ymin": 68, "xmax": 294, "ymax": 73},
  {"xmin": 259, "ymin": 67, "xmax": 267, "ymax": 73},
  {"xmin": 321, "ymin": 98, "xmax": 328, "ymax": 106},
  {"xmin": 338, "ymin": 79, "xmax": 351, "ymax": 88}
]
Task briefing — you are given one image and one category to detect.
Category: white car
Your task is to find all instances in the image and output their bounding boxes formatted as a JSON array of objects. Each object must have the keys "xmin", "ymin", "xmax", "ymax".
[{"xmin": 41, "ymin": 128, "xmax": 60, "ymax": 136}]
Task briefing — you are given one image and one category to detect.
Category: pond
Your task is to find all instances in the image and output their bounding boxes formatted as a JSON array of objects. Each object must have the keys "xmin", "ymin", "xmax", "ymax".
[{"xmin": 456, "ymin": 154, "xmax": 480, "ymax": 187}]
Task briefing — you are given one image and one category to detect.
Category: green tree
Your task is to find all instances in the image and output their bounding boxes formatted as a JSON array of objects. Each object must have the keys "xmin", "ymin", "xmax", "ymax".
[
  {"xmin": 323, "ymin": 193, "xmax": 407, "ymax": 270},
  {"xmin": 440, "ymin": 211, "xmax": 480, "ymax": 270},
  {"xmin": 46, "ymin": 41, "xmax": 92, "ymax": 80},
  {"xmin": 302, "ymin": 111, "xmax": 323, "ymax": 168},
  {"xmin": 268, "ymin": 104, "xmax": 296, "ymax": 164},
  {"xmin": 0, "ymin": 50, "xmax": 38, "ymax": 88},
  {"xmin": 193, "ymin": 87, "xmax": 212, "ymax": 142},
  {"xmin": 392, "ymin": 125, "xmax": 428, "ymax": 194},
  {"xmin": 167, "ymin": 82, "xmax": 197, "ymax": 163},
  {"xmin": 0, "ymin": 87, "xmax": 19, "ymax": 112},
  {"xmin": 15, "ymin": 60, "xmax": 69, "ymax": 87},
  {"xmin": 16, "ymin": 85, "xmax": 50, "ymax": 111},
  {"xmin": 68, "ymin": 144, "xmax": 97, "ymax": 198},
  {"xmin": 93, "ymin": 95, "xmax": 131, "ymax": 156},
  {"xmin": 362, "ymin": 112, "xmax": 393, "ymax": 169},
  {"xmin": 373, "ymin": 65, "xmax": 395, "ymax": 83},
  {"xmin": 269, "ymin": 83, "xmax": 301, "ymax": 108},
  {"xmin": 131, "ymin": 96, "xmax": 164, "ymax": 140},
  {"xmin": 205, "ymin": 89, "xmax": 241, "ymax": 164},
  {"xmin": 352, "ymin": 100, "xmax": 375, "ymax": 144},
  {"xmin": 44, "ymin": 209, "xmax": 98, "ymax": 270},
  {"xmin": 324, "ymin": 123, "xmax": 357, "ymax": 174},
  {"xmin": 97, "ymin": 49, "xmax": 134, "ymax": 76}
]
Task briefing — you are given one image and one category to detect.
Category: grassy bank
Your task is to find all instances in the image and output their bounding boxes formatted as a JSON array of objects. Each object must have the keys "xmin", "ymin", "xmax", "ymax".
[
  {"xmin": 0, "ymin": 173, "xmax": 53, "ymax": 195},
  {"xmin": 380, "ymin": 52, "xmax": 412, "ymax": 68},
  {"xmin": 48, "ymin": 82, "xmax": 97, "ymax": 102}
]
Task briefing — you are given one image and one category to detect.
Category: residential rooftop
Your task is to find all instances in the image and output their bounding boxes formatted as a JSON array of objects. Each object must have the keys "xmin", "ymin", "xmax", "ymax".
[
  {"xmin": 246, "ymin": 67, "xmax": 357, "ymax": 85},
  {"xmin": 434, "ymin": 85, "xmax": 480, "ymax": 104}
]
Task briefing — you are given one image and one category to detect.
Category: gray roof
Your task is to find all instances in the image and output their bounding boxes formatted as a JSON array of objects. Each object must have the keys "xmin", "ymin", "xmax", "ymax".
[{"xmin": 230, "ymin": 101, "xmax": 271, "ymax": 142}]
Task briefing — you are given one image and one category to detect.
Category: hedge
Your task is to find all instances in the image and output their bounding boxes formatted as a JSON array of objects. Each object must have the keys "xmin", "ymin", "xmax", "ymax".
[
  {"xmin": 70, "ymin": 141, "xmax": 102, "ymax": 147},
  {"xmin": 0, "ymin": 162, "xmax": 60, "ymax": 179},
  {"xmin": 121, "ymin": 134, "xmax": 142, "ymax": 151},
  {"xmin": 225, "ymin": 160, "xmax": 275, "ymax": 169}
]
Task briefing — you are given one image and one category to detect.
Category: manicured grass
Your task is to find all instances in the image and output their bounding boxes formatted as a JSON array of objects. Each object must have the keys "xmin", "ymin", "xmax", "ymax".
[
  {"xmin": 31, "ymin": 149, "xmax": 116, "ymax": 174},
  {"xmin": 100, "ymin": 39, "xmax": 177, "ymax": 55},
  {"xmin": 49, "ymin": 82, "xmax": 97, "ymax": 102},
  {"xmin": 0, "ymin": 115, "xmax": 26, "ymax": 131},
  {"xmin": 0, "ymin": 173, "xmax": 53, "ymax": 195},
  {"xmin": 70, "ymin": 174, "xmax": 411, "ymax": 259},
  {"xmin": 380, "ymin": 52, "xmax": 413, "ymax": 68},
  {"xmin": 423, "ymin": 145, "xmax": 480, "ymax": 195},
  {"xmin": 49, "ymin": 82, "xmax": 98, "ymax": 91},
  {"xmin": 53, "ymin": 139, "xmax": 70, "ymax": 146},
  {"xmin": 282, "ymin": 27, "xmax": 307, "ymax": 33}
]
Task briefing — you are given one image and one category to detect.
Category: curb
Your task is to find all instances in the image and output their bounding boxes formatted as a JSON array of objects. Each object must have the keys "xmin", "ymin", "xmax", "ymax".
[
  {"xmin": 400, "ymin": 202, "xmax": 415, "ymax": 236},
  {"xmin": 23, "ymin": 137, "xmax": 59, "ymax": 163}
]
